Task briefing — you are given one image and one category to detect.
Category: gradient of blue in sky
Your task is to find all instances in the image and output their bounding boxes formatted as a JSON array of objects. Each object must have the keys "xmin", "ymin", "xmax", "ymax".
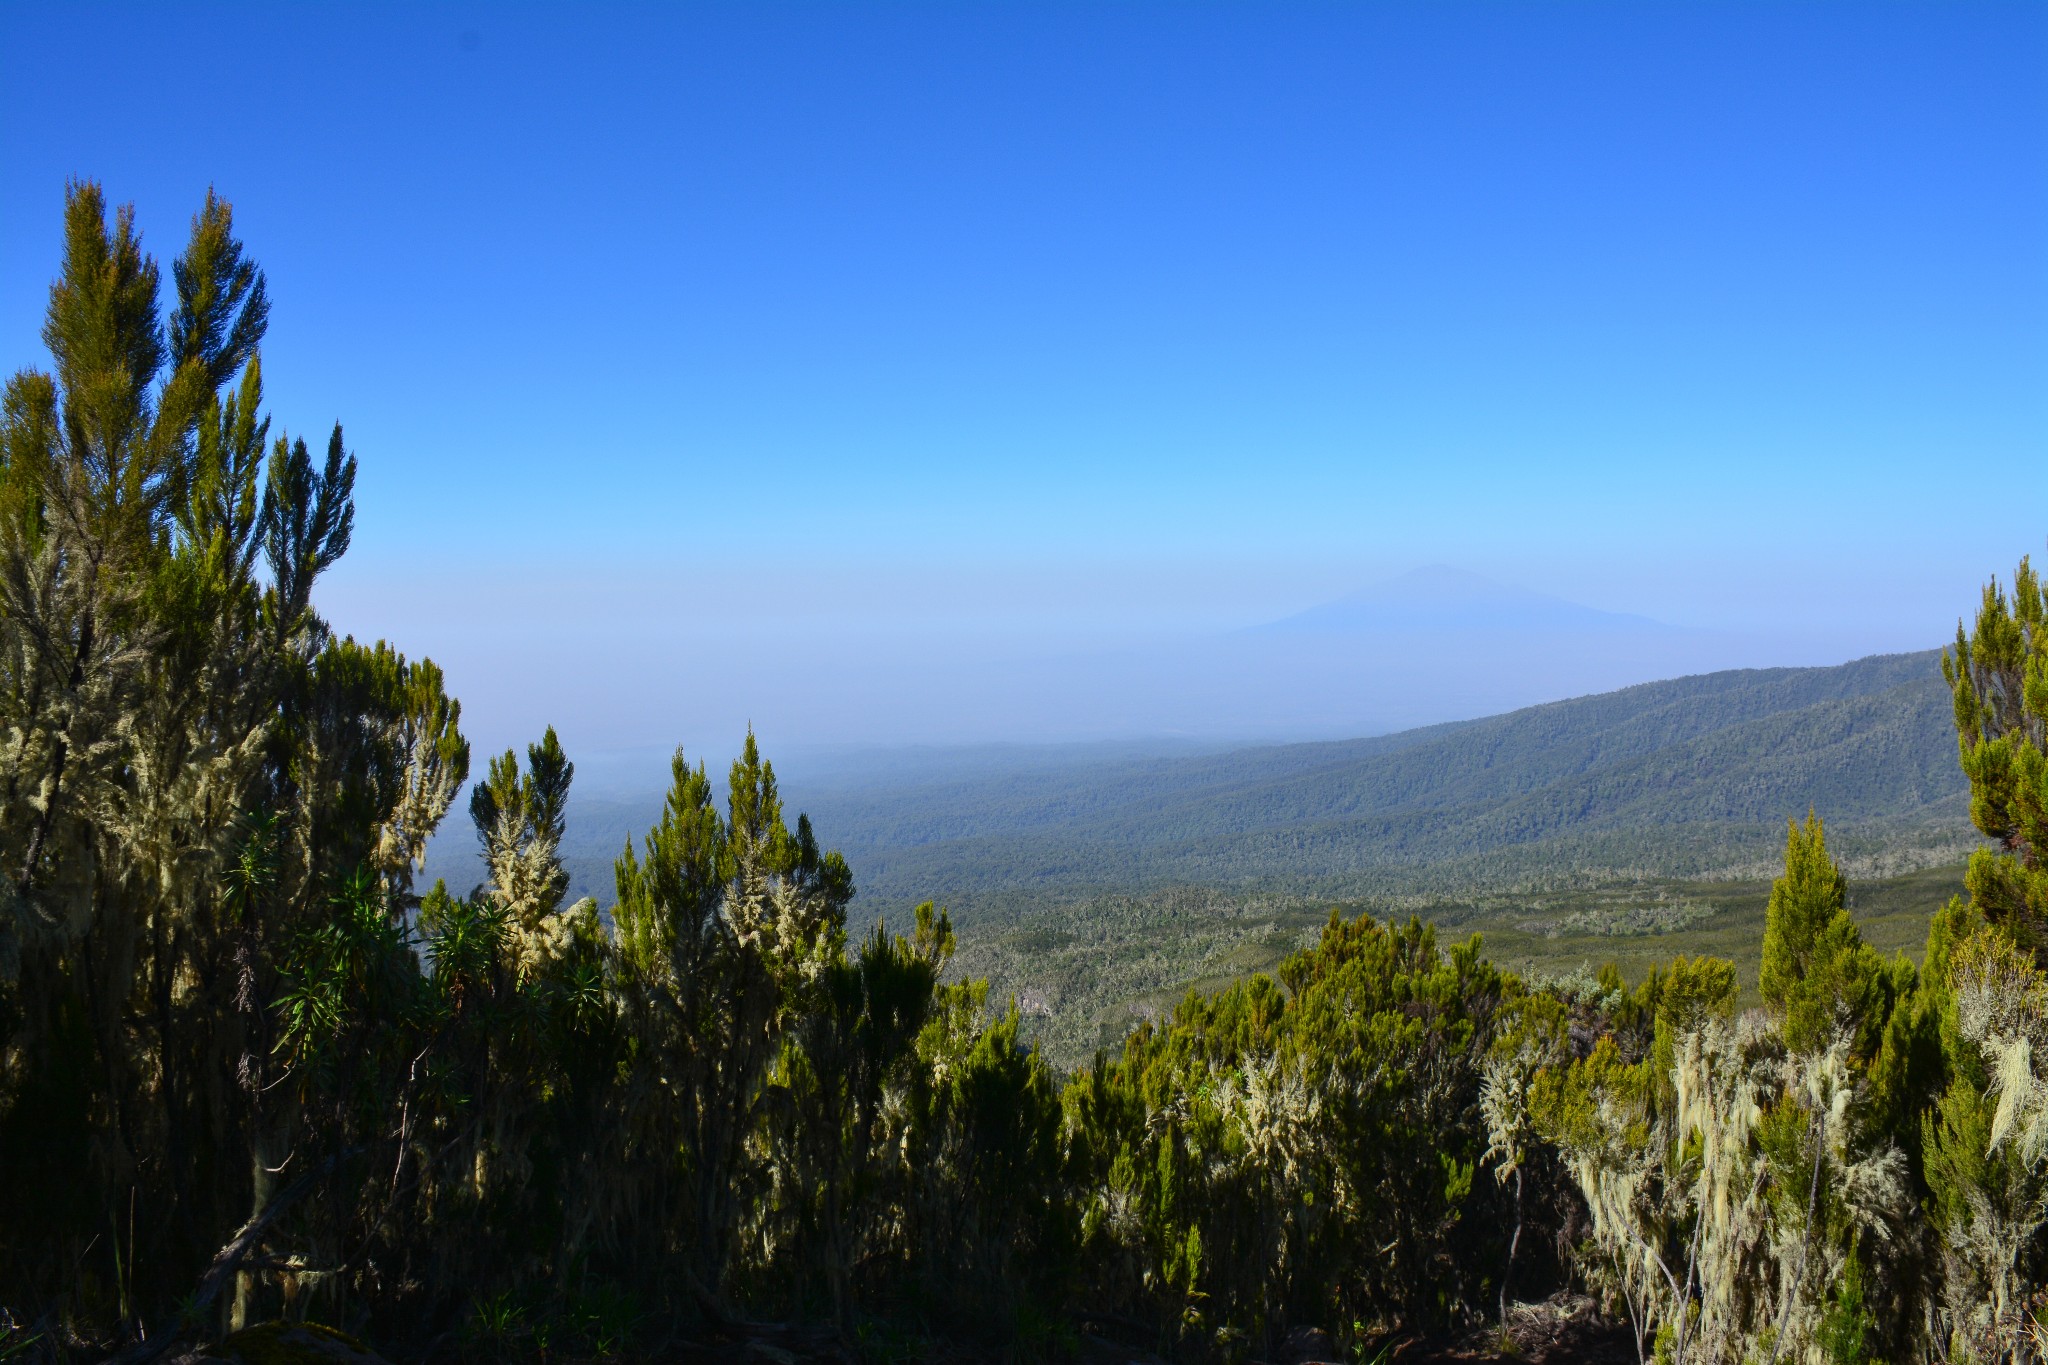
[{"xmin": 3, "ymin": 2, "xmax": 2045, "ymax": 750}]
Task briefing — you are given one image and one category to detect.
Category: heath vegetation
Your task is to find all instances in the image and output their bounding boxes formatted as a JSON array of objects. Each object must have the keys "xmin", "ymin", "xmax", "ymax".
[{"xmin": 3, "ymin": 187, "xmax": 2044, "ymax": 1365}]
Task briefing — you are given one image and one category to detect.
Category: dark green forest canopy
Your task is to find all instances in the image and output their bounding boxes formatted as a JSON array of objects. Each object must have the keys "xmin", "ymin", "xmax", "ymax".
[{"xmin": 5, "ymin": 186, "xmax": 2048, "ymax": 1365}]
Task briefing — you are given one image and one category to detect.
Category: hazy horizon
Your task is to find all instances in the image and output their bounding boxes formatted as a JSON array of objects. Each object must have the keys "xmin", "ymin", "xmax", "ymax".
[
  {"xmin": 479, "ymin": 578, "xmax": 1952, "ymax": 805},
  {"xmin": 334, "ymin": 554, "xmax": 1976, "ymax": 766},
  {"xmin": 5, "ymin": 2, "xmax": 2042, "ymax": 766}
]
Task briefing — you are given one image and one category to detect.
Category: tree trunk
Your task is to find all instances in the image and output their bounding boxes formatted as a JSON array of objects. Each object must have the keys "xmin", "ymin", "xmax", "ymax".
[{"xmin": 1499, "ymin": 1165, "xmax": 1524, "ymax": 1330}]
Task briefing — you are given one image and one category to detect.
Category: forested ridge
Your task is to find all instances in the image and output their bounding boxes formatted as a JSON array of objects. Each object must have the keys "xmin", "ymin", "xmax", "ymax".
[
  {"xmin": 6, "ymin": 187, "xmax": 2048, "ymax": 1365},
  {"xmin": 809, "ymin": 651, "xmax": 1968, "ymax": 903},
  {"xmin": 488, "ymin": 649, "xmax": 1968, "ymax": 917}
]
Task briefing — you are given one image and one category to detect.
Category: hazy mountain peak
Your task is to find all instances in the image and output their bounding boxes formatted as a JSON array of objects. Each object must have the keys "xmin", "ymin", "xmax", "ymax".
[{"xmin": 1349, "ymin": 564, "xmax": 1555, "ymax": 604}]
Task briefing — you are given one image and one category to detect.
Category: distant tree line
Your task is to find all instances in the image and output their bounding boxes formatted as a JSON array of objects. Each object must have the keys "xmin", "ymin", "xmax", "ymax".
[{"xmin": 3, "ymin": 186, "xmax": 2046, "ymax": 1365}]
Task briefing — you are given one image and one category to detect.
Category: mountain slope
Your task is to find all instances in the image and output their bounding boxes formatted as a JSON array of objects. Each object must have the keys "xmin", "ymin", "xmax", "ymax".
[
  {"xmin": 432, "ymin": 649, "xmax": 1972, "ymax": 915},
  {"xmin": 800, "ymin": 650, "xmax": 1970, "ymax": 910}
]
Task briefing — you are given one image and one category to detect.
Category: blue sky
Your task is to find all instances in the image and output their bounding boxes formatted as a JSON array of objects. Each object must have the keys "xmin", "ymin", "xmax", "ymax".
[{"xmin": 3, "ymin": 2, "xmax": 2045, "ymax": 751}]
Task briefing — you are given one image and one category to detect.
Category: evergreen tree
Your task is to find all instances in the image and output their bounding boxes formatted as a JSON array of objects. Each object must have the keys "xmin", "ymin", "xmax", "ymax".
[
  {"xmin": 1759, "ymin": 814, "xmax": 1884, "ymax": 1059},
  {"xmin": 0, "ymin": 182, "xmax": 469, "ymax": 1339},
  {"xmin": 1944, "ymin": 558, "xmax": 2048, "ymax": 961}
]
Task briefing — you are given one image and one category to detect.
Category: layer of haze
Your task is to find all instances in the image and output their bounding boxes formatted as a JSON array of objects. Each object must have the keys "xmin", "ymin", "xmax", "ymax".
[{"xmin": 4, "ymin": 2, "xmax": 2045, "ymax": 774}]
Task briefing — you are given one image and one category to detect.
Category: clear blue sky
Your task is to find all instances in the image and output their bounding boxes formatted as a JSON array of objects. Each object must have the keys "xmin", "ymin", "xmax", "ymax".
[{"xmin": 4, "ymin": 2, "xmax": 2044, "ymax": 750}]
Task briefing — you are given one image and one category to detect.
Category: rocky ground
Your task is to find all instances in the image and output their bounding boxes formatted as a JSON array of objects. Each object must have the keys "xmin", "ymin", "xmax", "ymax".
[{"xmin": 129, "ymin": 1294, "xmax": 1637, "ymax": 1365}]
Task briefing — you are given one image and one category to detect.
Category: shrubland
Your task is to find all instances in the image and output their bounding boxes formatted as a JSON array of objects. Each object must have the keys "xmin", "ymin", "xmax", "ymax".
[{"xmin": 3, "ymin": 185, "xmax": 2045, "ymax": 1365}]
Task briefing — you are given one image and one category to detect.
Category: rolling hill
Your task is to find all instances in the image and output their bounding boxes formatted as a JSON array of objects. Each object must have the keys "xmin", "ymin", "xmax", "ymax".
[
  {"xmin": 425, "ymin": 647, "xmax": 1972, "ymax": 918},
  {"xmin": 797, "ymin": 647, "xmax": 1970, "ymax": 914}
]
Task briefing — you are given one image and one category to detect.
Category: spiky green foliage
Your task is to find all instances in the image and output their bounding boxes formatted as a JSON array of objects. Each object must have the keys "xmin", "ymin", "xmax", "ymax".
[
  {"xmin": 1057, "ymin": 914, "xmax": 1526, "ymax": 1356},
  {"xmin": 1761, "ymin": 815, "xmax": 1887, "ymax": 1058},
  {"xmin": 1945, "ymin": 558, "xmax": 2048, "ymax": 960},
  {"xmin": 606, "ymin": 738, "xmax": 847, "ymax": 1298},
  {"xmin": 0, "ymin": 183, "xmax": 470, "ymax": 1339},
  {"xmin": 1918, "ymin": 557, "xmax": 2048, "ymax": 1362}
]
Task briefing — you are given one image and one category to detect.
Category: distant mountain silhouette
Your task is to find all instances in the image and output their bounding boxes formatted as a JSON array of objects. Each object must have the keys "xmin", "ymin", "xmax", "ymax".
[{"xmin": 1255, "ymin": 565, "xmax": 1670, "ymax": 635}]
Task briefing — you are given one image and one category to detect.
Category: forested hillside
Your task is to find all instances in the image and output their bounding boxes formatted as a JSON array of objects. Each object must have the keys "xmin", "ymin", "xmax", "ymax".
[
  {"xmin": 823, "ymin": 648, "xmax": 1968, "ymax": 905},
  {"xmin": 7, "ymin": 187, "xmax": 2048, "ymax": 1365},
  {"xmin": 499, "ymin": 648, "xmax": 1968, "ymax": 915}
]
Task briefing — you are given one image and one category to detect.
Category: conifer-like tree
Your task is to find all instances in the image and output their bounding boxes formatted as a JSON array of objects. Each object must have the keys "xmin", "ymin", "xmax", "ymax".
[
  {"xmin": 0, "ymin": 183, "xmax": 469, "ymax": 1336},
  {"xmin": 1945, "ymin": 558, "xmax": 2048, "ymax": 961},
  {"xmin": 1928, "ymin": 557, "xmax": 2048, "ymax": 1362},
  {"xmin": 1760, "ymin": 814, "xmax": 1884, "ymax": 1059}
]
